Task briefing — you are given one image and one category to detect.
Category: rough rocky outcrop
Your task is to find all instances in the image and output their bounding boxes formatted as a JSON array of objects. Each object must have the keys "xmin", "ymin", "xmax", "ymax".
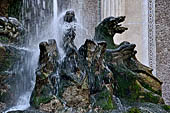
[
  {"xmin": 0, "ymin": 45, "xmax": 28, "ymax": 112},
  {"xmin": 29, "ymin": 11, "xmax": 169, "ymax": 113},
  {"xmin": 30, "ymin": 39, "xmax": 59, "ymax": 108},
  {"xmin": 0, "ymin": 16, "xmax": 25, "ymax": 112},
  {"xmin": 95, "ymin": 16, "xmax": 164, "ymax": 104},
  {"xmin": 0, "ymin": 16, "xmax": 24, "ymax": 45},
  {"xmin": 105, "ymin": 42, "xmax": 164, "ymax": 104}
]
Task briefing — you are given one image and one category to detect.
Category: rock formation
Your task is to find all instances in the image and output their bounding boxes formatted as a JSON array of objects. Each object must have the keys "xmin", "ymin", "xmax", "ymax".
[
  {"xmin": 30, "ymin": 10, "xmax": 169, "ymax": 113},
  {"xmin": 0, "ymin": 16, "xmax": 24, "ymax": 45},
  {"xmin": 0, "ymin": 17, "xmax": 26, "ymax": 112}
]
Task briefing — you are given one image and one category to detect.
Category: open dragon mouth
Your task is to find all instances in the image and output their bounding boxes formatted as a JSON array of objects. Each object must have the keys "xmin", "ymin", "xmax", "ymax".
[
  {"xmin": 108, "ymin": 16, "xmax": 128, "ymax": 34},
  {"xmin": 114, "ymin": 25, "xmax": 128, "ymax": 33}
]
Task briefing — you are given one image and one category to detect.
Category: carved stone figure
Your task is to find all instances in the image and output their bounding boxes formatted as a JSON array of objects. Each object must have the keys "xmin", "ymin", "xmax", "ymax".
[
  {"xmin": 94, "ymin": 16, "xmax": 128, "ymax": 49},
  {"xmin": 31, "ymin": 10, "xmax": 166, "ymax": 112}
]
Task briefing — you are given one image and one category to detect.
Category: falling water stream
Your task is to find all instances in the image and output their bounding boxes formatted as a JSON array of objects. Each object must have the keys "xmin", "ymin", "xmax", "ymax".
[
  {"xmin": 4, "ymin": 0, "xmax": 101, "ymax": 112},
  {"xmin": 4, "ymin": 0, "xmax": 58, "ymax": 112},
  {"xmin": 4, "ymin": 0, "xmax": 76, "ymax": 112}
]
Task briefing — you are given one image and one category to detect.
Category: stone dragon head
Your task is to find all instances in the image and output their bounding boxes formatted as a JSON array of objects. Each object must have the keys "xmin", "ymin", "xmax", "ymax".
[
  {"xmin": 98, "ymin": 16, "xmax": 128, "ymax": 36},
  {"xmin": 94, "ymin": 16, "xmax": 128, "ymax": 49}
]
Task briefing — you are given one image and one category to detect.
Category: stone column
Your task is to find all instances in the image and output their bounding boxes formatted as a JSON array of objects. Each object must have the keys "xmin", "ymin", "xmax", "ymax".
[
  {"xmin": 147, "ymin": 0, "xmax": 156, "ymax": 75},
  {"xmin": 101, "ymin": 0, "xmax": 125, "ymax": 19}
]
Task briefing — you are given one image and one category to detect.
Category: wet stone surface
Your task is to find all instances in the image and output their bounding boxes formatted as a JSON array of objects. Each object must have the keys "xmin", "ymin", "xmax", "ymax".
[
  {"xmin": 29, "ymin": 10, "xmax": 168, "ymax": 113},
  {"xmin": 1, "ymin": 10, "xmax": 169, "ymax": 113}
]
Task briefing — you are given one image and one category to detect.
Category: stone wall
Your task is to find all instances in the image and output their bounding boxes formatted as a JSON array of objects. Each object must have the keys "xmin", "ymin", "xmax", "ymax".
[{"xmin": 155, "ymin": 0, "xmax": 170, "ymax": 105}]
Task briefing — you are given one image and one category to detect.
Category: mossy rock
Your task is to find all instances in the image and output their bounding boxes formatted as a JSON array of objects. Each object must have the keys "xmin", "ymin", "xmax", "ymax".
[
  {"xmin": 139, "ymin": 79, "xmax": 162, "ymax": 96},
  {"xmin": 107, "ymin": 63, "xmax": 164, "ymax": 104},
  {"xmin": 31, "ymin": 96, "xmax": 53, "ymax": 108},
  {"xmin": 30, "ymin": 77, "xmax": 54, "ymax": 108},
  {"xmin": 0, "ymin": 46, "xmax": 21, "ymax": 73},
  {"xmin": 92, "ymin": 87, "xmax": 116, "ymax": 110},
  {"xmin": 127, "ymin": 107, "xmax": 142, "ymax": 113},
  {"xmin": 128, "ymin": 80, "xmax": 163, "ymax": 104},
  {"xmin": 0, "ymin": 36, "xmax": 10, "ymax": 44},
  {"xmin": 137, "ymin": 73, "xmax": 162, "ymax": 96},
  {"xmin": 109, "ymin": 64, "xmax": 138, "ymax": 98},
  {"xmin": 140, "ymin": 92, "xmax": 162, "ymax": 104},
  {"xmin": 162, "ymin": 105, "xmax": 170, "ymax": 112}
]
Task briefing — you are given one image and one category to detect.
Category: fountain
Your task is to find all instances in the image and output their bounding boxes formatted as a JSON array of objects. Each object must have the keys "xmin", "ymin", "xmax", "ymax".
[
  {"xmin": 29, "ymin": 9, "xmax": 165, "ymax": 113},
  {"xmin": 2, "ymin": 0, "xmax": 81, "ymax": 112},
  {"xmin": 0, "ymin": 0, "xmax": 170, "ymax": 113},
  {"xmin": 1, "ymin": 0, "xmax": 56, "ymax": 112}
]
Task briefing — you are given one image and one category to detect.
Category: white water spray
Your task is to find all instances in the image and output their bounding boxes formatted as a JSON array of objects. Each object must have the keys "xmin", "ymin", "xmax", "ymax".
[
  {"xmin": 4, "ymin": 1, "xmax": 66, "ymax": 112},
  {"xmin": 4, "ymin": 0, "xmax": 90, "ymax": 112},
  {"xmin": 52, "ymin": 0, "xmax": 66, "ymax": 59}
]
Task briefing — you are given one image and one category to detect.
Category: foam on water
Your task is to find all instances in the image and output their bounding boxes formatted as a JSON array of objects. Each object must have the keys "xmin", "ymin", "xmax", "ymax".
[{"xmin": 4, "ymin": 92, "xmax": 32, "ymax": 113}]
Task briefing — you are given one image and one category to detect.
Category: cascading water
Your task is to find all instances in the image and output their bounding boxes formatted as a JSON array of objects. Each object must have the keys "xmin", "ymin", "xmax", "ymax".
[
  {"xmin": 3, "ymin": 18, "xmax": 40, "ymax": 113},
  {"xmin": 4, "ymin": 0, "xmax": 92, "ymax": 112},
  {"xmin": 4, "ymin": 0, "xmax": 53, "ymax": 113},
  {"xmin": 4, "ymin": 34, "xmax": 40, "ymax": 113},
  {"xmin": 4, "ymin": 0, "xmax": 67, "ymax": 112},
  {"xmin": 57, "ymin": 0, "xmax": 93, "ymax": 48}
]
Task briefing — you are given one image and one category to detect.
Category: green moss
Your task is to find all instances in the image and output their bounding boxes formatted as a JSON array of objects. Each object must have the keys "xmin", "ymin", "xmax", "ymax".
[
  {"xmin": 129, "ymin": 81, "xmax": 141, "ymax": 101},
  {"xmin": 0, "ymin": 50, "xmax": 17, "ymax": 73},
  {"xmin": 32, "ymin": 96, "xmax": 52, "ymax": 108},
  {"xmin": 107, "ymin": 64, "xmax": 162, "ymax": 104},
  {"xmin": 130, "ymin": 81, "xmax": 161, "ymax": 104},
  {"xmin": 0, "ymin": 36, "xmax": 10, "ymax": 44},
  {"xmin": 162, "ymin": 105, "xmax": 170, "ymax": 111},
  {"xmin": 127, "ymin": 107, "xmax": 141, "ymax": 113},
  {"xmin": 94, "ymin": 88, "xmax": 116, "ymax": 110},
  {"xmin": 142, "ymin": 92, "xmax": 160, "ymax": 104},
  {"xmin": 139, "ymin": 80, "xmax": 162, "ymax": 96},
  {"xmin": 111, "ymin": 64, "xmax": 138, "ymax": 99}
]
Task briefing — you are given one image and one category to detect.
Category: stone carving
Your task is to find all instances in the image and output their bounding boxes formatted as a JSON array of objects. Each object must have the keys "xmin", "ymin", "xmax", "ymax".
[
  {"xmin": 63, "ymin": 10, "xmax": 77, "ymax": 23},
  {"xmin": 62, "ymin": 10, "xmax": 77, "ymax": 53},
  {"xmin": 94, "ymin": 16, "xmax": 128, "ymax": 49},
  {"xmin": 30, "ymin": 11, "xmax": 167, "ymax": 113}
]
